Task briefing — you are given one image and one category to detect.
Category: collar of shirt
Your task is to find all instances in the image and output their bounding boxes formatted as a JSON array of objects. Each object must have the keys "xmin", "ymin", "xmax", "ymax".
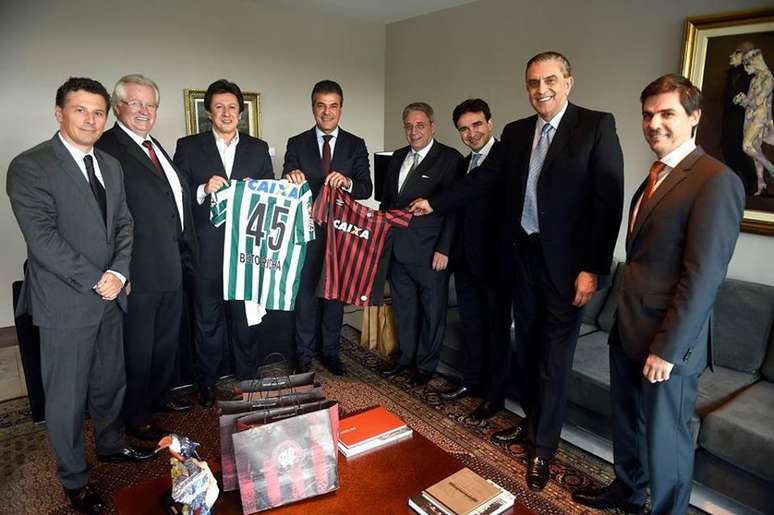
[
  {"xmin": 58, "ymin": 132, "xmax": 99, "ymax": 180},
  {"xmin": 117, "ymin": 120, "xmax": 152, "ymax": 148},
  {"xmin": 533, "ymin": 101, "xmax": 568, "ymax": 149},
  {"xmin": 659, "ymin": 138, "xmax": 697, "ymax": 170},
  {"xmin": 213, "ymin": 130, "xmax": 240, "ymax": 150},
  {"xmin": 471, "ymin": 136, "xmax": 496, "ymax": 161},
  {"xmin": 408, "ymin": 138, "xmax": 434, "ymax": 162},
  {"xmin": 316, "ymin": 126, "xmax": 339, "ymax": 156}
]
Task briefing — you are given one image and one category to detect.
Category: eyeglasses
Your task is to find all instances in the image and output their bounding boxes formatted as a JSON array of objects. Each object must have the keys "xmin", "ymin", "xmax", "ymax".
[
  {"xmin": 120, "ymin": 100, "xmax": 158, "ymax": 111},
  {"xmin": 404, "ymin": 122, "xmax": 429, "ymax": 132}
]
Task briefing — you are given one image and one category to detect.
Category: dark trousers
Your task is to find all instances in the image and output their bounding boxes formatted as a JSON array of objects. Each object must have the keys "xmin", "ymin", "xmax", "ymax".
[
  {"xmin": 193, "ymin": 276, "xmax": 257, "ymax": 385},
  {"xmin": 389, "ymin": 259, "xmax": 449, "ymax": 374},
  {"xmin": 39, "ymin": 302, "xmax": 126, "ymax": 490},
  {"xmin": 511, "ymin": 234, "xmax": 582, "ymax": 460},
  {"xmin": 453, "ymin": 260, "xmax": 500, "ymax": 395},
  {"xmin": 609, "ymin": 340, "xmax": 699, "ymax": 515},
  {"xmin": 294, "ymin": 232, "xmax": 344, "ymax": 365},
  {"xmin": 123, "ymin": 288, "xmax": 182, "ymax": 428}
]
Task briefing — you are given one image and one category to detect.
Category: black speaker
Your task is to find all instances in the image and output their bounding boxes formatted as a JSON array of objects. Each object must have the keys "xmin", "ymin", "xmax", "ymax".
[{"xmin": 373, "ymin": 152, "xmax": 393, "ymax": 202}]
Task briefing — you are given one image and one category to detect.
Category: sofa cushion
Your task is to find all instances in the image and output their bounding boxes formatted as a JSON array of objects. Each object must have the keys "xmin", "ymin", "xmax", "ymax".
[
  {"xmin": 597, "ymin": 264, "xmax": 626, "ymax": 332},
  {"xmin": 713, "ymin": 279, "xmax": 774, "ymax": 373},
  {"xmin": 699, "ymin": 380, "xmax": 774, "ymax": 483},
  {"xmin": 568, "ymin": 331, "xmax": 612, "ymax": 417},
  {"xmin": 695, "ymin": 366, "xmax": 760, "ymax": 417}
]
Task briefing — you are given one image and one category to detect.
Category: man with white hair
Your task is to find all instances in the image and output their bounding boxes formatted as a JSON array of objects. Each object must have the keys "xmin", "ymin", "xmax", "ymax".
[{"xmin": 97, "ymin": 74, "xmax": 197, "ymax": 441}]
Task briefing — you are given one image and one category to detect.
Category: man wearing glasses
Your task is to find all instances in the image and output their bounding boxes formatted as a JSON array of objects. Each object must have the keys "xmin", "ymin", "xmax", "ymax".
[
  {"xmin": 97, "ymin": 74, "xmax": 197, "ymax": 441},
  {"xmin": 380, "ymin": 102, "xmax": 462, "ymax": 387}
]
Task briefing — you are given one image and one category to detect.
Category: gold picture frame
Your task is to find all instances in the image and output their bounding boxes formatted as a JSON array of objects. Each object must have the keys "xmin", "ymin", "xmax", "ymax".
[
  {"xmin": 183, "ymin": 88, "xmax": 262, "ymax": 138},
  {"xmin": 681, "ymin": 8, "xmax": 774, "ymax": 235}
]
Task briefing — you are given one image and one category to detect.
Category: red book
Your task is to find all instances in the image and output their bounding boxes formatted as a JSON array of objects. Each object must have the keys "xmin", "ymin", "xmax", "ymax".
[{"xmin": 338, "ymin": 406, "xmax": 412, "ymax": 456}]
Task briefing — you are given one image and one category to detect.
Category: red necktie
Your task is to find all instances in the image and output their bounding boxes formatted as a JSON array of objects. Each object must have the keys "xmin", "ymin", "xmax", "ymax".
[
  {"xmin": 142, "ymin": 140, "xmax": 164, "ymax": 177},
  {"xmin": 321, "ymin": 134, "xmax": 333, "ymax": 175},
  {"xmin": 632, "ymin": 161, "xmax": 666, "ymax": 231}
]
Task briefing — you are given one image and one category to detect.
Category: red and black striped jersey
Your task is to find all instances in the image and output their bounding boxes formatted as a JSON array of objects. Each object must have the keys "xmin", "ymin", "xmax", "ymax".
[{"xmin": 312, "ymin": 184, "xmax": 411, "ymax": 306}]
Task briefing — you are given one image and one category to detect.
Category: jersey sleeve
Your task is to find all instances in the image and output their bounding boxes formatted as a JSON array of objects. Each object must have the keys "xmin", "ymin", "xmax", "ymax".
[
  {"xmin": 385, "ymin": 208, "xmax": 412, "ymax": 229},
  {"xmin": 295, "ymin": 181, "xmax": 316, "ymax": 244},
  {"xmin": 311, "ymin": 182, "xmax": 331, "ymax": 226},
  {"xmin": 210, "ymin": 182, "xmax": 233, "ymax": 227}
]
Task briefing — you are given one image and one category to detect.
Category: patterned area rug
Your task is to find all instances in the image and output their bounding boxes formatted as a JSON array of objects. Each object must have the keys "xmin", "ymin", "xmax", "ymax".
[{"xmin": 0, "ymin": 326, "xmax": 705, "ymax": 514}]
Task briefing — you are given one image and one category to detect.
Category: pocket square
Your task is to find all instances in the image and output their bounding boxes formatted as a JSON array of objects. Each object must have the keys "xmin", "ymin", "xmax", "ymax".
[{"xmin": 421, "ymin": 174, "xmax": 430, "ymax": 179}]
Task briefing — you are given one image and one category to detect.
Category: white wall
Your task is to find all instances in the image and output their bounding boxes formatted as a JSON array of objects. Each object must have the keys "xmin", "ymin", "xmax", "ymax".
[
  {"xmin": 0, "ymin": 0, "xmax": 385, "ymax": 326},
  {"xmin": 384, "ymin": 0, "xmax": 773, "ymax": 284}
]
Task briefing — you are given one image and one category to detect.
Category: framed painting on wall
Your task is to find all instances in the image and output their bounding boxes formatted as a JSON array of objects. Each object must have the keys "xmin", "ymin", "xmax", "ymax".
[
  {"xmin": 682, "ymin": 8, "xmax": 774, "ymax": 235},
  {"xmin": 183, "ymin": 88, "xmax": 262, "ymax": 138}
]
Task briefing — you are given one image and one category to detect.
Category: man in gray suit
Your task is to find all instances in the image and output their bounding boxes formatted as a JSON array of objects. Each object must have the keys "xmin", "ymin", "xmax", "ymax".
[
  {"xmin": 7, "ymin": 77, "xmax": 154, "ymax": 514},
  {"xmin": 573, "ymin": 75, "xmax": 744, "ymax": 514}
]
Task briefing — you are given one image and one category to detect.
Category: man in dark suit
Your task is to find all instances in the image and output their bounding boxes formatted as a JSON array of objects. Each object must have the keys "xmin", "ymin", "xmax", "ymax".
[
  {"xmin": 96, "ymin": 74, "xmax": 197, "ymax": 441},
  {"xmin": 436, "ymin": 98, "xmax": 507, "ymax": 421},
  {"xmin": 283, "ymin": 80, "xmax": 372, "ymax": 375},
  {"xmin": 410, "ymin": 52, "xmax": 624, "ymax": 490},
  {"xmin": 174, "ymin": 79, "xmax": 274, "ymax": 407},
  {"xmin": 7, "ymin": 77, "xmax": 154, "ymax": 514},
  {"xmin": 573, "ymin": 75, "xmax": 744, "ymax": 515},
  {"xmin": 381, "ymin": 102, "xmax": 463, "ymax": 387}
]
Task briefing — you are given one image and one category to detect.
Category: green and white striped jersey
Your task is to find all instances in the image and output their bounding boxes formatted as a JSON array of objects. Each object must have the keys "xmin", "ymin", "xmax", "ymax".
[{"xmin": 210, "ymin": 179, "xmax": 315, "ymax": 310}]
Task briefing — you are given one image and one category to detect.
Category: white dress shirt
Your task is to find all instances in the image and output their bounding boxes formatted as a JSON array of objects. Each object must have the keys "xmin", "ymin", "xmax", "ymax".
[
  {"xmin": 116, "ymin": 121, "xmax": 184, "ymax": 230},
  {"xmin": 532, "ymin": 101, "xmax": 568, "ymax": 152},
  {"xmin": 197, "ymin": 130, "xmax": 240, "ymax": 205},
  {"xmin": 398, "ymin": 139, "xmax": 434, "ymax": 191}
]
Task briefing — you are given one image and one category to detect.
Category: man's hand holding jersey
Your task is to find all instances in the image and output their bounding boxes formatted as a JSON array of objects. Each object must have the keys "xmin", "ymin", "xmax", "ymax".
[
  {"xmin": 204, "ymin": 175, "xmax": 229, "ymax": 194},
  {"xmin": 325, "ymin": 171, "xmax": 352, "ymax": 190},
  {"xmin": 409, "ymin": 197, "xmax": 433, "ymax": 215}
]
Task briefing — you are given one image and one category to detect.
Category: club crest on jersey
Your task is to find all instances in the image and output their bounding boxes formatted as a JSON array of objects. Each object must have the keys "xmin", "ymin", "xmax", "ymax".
[
  {"xmin": 333, "ymin": 219, "xmax": 370, "ymax": 239},
  {"xmin": 246, "ymin": 179, "xmax": 300, "ymax": 199}
]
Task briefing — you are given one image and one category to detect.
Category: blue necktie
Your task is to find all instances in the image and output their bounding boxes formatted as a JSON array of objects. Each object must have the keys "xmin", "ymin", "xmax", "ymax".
[
  {"xmin": 521, "ymin": 123, "xmax": 553, "ymax": 234},
  {"xmin": 468, "ymin": 153, "xmax": 481, "ymax": 173}
]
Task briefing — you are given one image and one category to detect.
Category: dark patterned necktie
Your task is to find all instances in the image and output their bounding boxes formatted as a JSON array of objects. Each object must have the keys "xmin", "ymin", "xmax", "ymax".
[
  {"xmin": 322, "ymin": 134, "xmax": 333, "ymax": 175},
  {"xmin": 84, "ymin": 154, "xmax": 106, "ymax": 224}
]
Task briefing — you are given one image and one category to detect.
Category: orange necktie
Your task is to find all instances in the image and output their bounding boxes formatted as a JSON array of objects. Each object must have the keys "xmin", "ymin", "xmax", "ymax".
[{"xmin": 632, "ymin": 161, "xmax": 666, "ymax": 231}]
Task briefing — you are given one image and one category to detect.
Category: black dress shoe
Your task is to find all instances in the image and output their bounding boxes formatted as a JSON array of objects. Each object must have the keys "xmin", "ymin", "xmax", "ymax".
[
  {"xmin": 66, "ymin": 484, "xmax": 104, "ymax": 514},
  {"xmin": 126, "ymin": 423, "xmax": 168, "ymax": 442},
  {"xmin": 323, "ymin": 357, "xmax": 347, "ymax": 376},
  {"xmin": 469, "ymin": 400, "xmax": 503, "ymax": 421},
  {"xmin": 526, "ymin": 456, "xmax": 550, "ymax": 491},
  {"xmin": 439, "ymin": 385, "xmax": 471, "ymax": 401},
  {"xmin": 198, "ymin": 385, "xmax": 215, "ymax": 408},
  {"xmin": 380, "ymin": 363, "xmax": 407, "ymax": 377},
  {"xmin": 97, "ymin": 445, "xmax": 156, "ymax": 463},
  {"xmin": 491, "ymin": 422, "xmax": 526, "ymax": 443},
  {"xmin": 410, "ymin": 371, "xmax": 433, "ymax": 387},
  {"xmin": 572, "ymin": 481, "xmax": 645, "ymax": 513},
  {"xmin": 154, "ymin": 399, "xmax": 192, "ymax": 413}
]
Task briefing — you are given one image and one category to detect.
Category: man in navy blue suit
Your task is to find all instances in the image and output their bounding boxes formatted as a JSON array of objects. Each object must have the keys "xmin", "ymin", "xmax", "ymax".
[{"xmin": 283, "ymin": 80, "xmax": 372, "ymax": 375}]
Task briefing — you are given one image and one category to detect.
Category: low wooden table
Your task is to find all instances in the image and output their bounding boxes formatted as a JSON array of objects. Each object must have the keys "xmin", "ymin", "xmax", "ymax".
[{"xmin": 115, "ymin": 431, "xmax": 532, "ymax": 514}]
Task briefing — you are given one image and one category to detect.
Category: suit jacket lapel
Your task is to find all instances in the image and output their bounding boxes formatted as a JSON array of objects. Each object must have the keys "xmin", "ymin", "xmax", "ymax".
[
  {"xmin": 51, "ymin": 135, "xmax": 105, "ymax": 227},
  {"xmin": 628, "ymin": 147, "xmax": 704, "ymax": 247},
  {"xmin": 540, "ymin": 103, "xmax": 576, "ymax": 175},
  {"xmin": 202, "ymin": 131, "xmax": 227, "ymax": 179},
  {"xmin": 519, "ymin": 117, "xmax": 538, "ymax": 193},
  {"xmin": 113, "ymin": 124, "xmax": 162, "ymax": 180},
  {"xmin": 330, "ymin": 129, "xmax": 348, "ymax": 172},
  {"xmin": 399, "ymin": 141, "xmax": 441, "ymax": 198},
  {"xmin": 304, "ymin": 128, "xmax": 324, "ymax": 177}
]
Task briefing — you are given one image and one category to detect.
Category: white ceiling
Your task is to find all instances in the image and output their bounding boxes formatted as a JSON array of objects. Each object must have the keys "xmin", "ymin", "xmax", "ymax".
[{"xmin": 262, "ymin": 0, "xmax": 478, "ymax": 24}]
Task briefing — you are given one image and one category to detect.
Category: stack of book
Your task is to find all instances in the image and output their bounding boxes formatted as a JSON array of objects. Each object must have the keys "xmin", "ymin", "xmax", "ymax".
[
  {"xmin": 338, "ymin": 405, "xmax": 413, "ymax": 457},
  {"xmin": 408, "ymin": 467, "xmax": 515, "ymax": 515}
]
